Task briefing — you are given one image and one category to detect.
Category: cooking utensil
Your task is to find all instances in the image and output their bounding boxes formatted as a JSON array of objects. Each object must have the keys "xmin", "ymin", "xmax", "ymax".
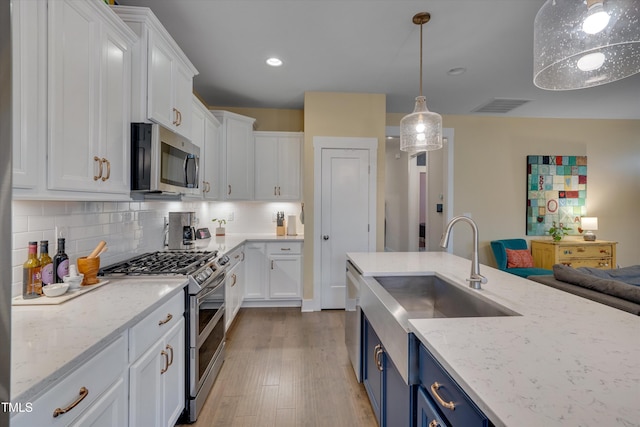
[{"xmin": 87, "ymin": 241, "xmax": 106, "ymax": 259}]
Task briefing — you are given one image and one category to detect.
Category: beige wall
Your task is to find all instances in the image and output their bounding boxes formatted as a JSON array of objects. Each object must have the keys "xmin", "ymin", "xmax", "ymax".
[
  {"xmin": 303, "ymin": 92, "xmax": 387, "ymax": 299},
  {"xmin": 207, "ymin": 105, "xmax": 303, "ymax": 132},
  {"xmin": 388, "ymin": 114, "xmax": 640, "ymax": 267}
]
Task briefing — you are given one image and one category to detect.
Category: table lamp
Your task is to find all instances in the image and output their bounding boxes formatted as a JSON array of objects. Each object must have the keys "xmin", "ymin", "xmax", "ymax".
[{"xmin": 581, "ymin": 217, "xmax": 598, "ymax": 241}]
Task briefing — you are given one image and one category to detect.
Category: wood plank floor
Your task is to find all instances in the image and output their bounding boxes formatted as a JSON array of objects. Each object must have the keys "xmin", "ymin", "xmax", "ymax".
[{"xmin": 180, "ymin": 307, "xmax": 377, "ymax": 427}]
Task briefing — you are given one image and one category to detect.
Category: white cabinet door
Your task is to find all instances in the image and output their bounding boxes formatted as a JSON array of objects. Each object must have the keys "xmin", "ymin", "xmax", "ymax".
[
  {"xmin": 212, "ymin": 111, "xmax": 256, "ymax": 200},
  {"xmin": 277, "ymin": 134, "xmax": 303, "ymax": 200},
  {"xmin": 148, "ymin": 32, "xmax": 174, "ymax": 130},
  {"xmin": 244, "ymin": 242, "xmax": 267, "ymax": 300},
  {"xmin": 47, "ymin": 0, "xmax": 134, "ymax": 196},
  {"xmin": 11, "ymin": 0, "xmax": 45, "ymax": 190},
  {"xmin": 203, "ymin": 113, "xmax": 221, "ymax": 200},
  {"xmin": 129, "ymin": 339, "xmax": 164, "ymax": 427},
  {"xmin": 269, "ymin": 255, "xmax": 302, "ymax": 299},
  {"xmin": 69, "ymin": 376, "xmax": 128, "ymax": 427},
  {"xmin": 254, "ymin": 135, "xmax": 279, "ymax": 199},
  {"xmin": 47, "ymin": 0, "xmax": 100, "ymax": 192},
  {"xmin": 173, "ymin": 63, "xmax": 193, "ymax": 140},
  {"xmin": 100, "ymin": 27, "xmax": 132, "ymax": 194},
  {"xmin": 162, "ymin": 319, "xmax": 185, "ymax": 427},
  {"xmin": 129, "ymin": 317, "xmax": 185, "ymax": 427},
  {"xmin": 254, "ymin": 132, "xmax": 303, "ymax": 201}
]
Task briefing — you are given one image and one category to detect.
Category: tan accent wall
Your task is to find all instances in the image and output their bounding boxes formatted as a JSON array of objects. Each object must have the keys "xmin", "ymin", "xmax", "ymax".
[
  {"xmin": 207, "ymin": 105, "xmax": 303, "ymax": 132},
  {"xmin": 303, "ymin": 92, "xmax": 387, "ymax": 300},
  {"xmin": 388, "ymin": 114, "xmax": 640, "ymax": 267}
]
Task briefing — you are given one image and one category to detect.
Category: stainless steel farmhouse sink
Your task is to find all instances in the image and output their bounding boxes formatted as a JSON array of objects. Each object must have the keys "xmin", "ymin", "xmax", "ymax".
[{"xmin": 373, "ymin": 275, "xmax": 521, "ymax": 319}]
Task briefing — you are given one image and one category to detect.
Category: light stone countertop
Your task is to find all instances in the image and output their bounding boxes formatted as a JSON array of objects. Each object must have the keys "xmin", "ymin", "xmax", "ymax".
[
  {"xmin": 347, "ymin": 251, "xmax": 640, "ymax": 427},
  {"xmin": 196, "ymin": 233, "xmax": 304, "ymax": 256},
  {"xmin": 10, "ymin": 277, "xmax": 187, "ymax": 402}
]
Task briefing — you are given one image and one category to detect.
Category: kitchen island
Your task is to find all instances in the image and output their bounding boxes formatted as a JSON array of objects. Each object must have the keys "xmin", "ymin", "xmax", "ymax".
[{"xmin": 347, "ymin": 251, "xmax": 639, "ymax": 427}]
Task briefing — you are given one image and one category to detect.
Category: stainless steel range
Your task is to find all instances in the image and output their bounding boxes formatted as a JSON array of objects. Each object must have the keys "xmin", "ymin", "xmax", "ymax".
[{"xmin": 100, "ymin": 250, "xmax": 229, "ymax": 423}]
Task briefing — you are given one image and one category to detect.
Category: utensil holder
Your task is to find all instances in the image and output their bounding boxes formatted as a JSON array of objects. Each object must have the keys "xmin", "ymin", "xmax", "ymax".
[
  {"xmin": 276, "ymin": 225, "xmax": 285, "ymax": 236},
  {"xmin": 77, "ymin": 257, "xmax": 100, "ymax": 286}
]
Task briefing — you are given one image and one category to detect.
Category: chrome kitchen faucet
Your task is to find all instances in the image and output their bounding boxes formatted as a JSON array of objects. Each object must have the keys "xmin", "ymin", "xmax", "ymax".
[{"xmin": 440, "ymin": 215, "xmax": 488, "ymax": 289}]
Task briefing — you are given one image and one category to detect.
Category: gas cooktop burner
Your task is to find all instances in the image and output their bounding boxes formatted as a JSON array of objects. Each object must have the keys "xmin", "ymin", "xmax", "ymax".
[{"xmin": 100, "ymin": 250, "xmax": 218, "ymax": 276}]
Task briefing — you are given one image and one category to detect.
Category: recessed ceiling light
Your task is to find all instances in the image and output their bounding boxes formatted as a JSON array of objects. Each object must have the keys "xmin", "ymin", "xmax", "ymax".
[
  {"xmin": 266, "ymin": 57, "xmax": 283, "ymax": 67},
  {"xmin": 447, "ymin": 67, "xmax": 466, "ymax": 76}
]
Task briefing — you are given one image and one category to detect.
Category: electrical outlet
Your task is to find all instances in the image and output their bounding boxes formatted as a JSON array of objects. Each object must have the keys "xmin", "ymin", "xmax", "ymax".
[{"xmin": 227, "ymin": 211, "xmax": 234, "ymax": 221}]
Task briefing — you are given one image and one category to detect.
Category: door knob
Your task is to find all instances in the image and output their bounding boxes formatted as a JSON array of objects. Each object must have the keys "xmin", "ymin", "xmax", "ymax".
[{"xmin": 322, "ymin": 235, "xmax": 329, "ymax": 240}]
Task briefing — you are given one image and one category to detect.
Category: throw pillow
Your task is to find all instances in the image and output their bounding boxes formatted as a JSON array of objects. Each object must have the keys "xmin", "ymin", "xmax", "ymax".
[{"xmin": 506, "ymin": 249, "xmax": 534, "ymax": 268}]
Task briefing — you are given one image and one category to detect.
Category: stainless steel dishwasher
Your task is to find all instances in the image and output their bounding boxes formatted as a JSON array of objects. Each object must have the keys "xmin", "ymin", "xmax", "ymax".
[{"xmin": 345, "ymin": 260, "xmax": 363, "ymax": 382}]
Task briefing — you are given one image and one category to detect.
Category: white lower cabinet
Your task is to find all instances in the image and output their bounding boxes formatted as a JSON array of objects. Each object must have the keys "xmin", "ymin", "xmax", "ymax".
[
  {"xmin": 11, "ymin": 334, "xmax": 128, "ymax": 427},
  {"xmin": 244, "ymin": 241, "xmax": 303, "ymax": 304},
  {"xmin": 225, "ymin": 248, "xmax": 245, "ymax": 331},
  {"xmin": 267, "ymin": 242, "xmax": 302, "ymax": 299},
  {"xmin": 129, "ymin": 318, "xmax": 185, "ymax": 427},
  {"xmin": 129, "ymin": 292, "xmax": 185, "ymax": 427}
]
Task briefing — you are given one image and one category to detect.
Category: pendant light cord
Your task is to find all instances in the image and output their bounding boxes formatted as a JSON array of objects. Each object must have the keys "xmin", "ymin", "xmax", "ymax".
[{"xmin": 419, "ymin": 21, "xmax": 423, "ymax": 97}]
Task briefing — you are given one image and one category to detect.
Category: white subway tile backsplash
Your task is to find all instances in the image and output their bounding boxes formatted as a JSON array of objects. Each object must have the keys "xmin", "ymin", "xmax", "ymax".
[{"xmin": 11, "ymin": 199, "xmax": 304, "ymax": 297}]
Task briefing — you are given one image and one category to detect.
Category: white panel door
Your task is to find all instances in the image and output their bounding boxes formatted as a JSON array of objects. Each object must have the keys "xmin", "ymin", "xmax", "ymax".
[{"xmin": 320, "ymin": 148, "xmax": 371, "ymax": 309}]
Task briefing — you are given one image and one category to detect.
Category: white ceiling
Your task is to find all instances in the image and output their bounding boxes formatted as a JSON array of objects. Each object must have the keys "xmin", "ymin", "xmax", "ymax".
[{"xmin": 116, "ymin": 0, "xmax": 640, "ymax": 119}]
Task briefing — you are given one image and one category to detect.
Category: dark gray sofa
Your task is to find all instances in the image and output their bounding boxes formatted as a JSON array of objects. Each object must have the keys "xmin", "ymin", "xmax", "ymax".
[{"xmin": 528, "ymin": 264, "xmax": 640, "ymax": 316}]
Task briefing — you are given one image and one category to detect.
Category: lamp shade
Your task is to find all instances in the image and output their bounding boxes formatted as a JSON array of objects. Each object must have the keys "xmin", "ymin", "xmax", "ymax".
[
  {"xmin": 400, "ymin": 96, "xmax": 443, "ymax": 155},
  {"xmin": 533, "ymin": 0, "xmax": 640, "ymax": 90},
  {"xmin": 581, "ymin": 216, "xmax": 599, "ymax": 230}
]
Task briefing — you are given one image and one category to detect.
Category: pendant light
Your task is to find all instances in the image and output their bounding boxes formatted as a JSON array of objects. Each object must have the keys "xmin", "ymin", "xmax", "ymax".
[
  {"xmin": 533, "ymin": 0, "xmax": 640, "ymax": 90},
  {"xmin": 400, "ymin": 12, "xmax": 442, "ymax": 156}
]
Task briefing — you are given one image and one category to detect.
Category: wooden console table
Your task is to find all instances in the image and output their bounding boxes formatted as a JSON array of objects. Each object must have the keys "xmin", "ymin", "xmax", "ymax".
[{"xmin": 531, "ymin": 240, "xmax": 617, "ymax": 269}]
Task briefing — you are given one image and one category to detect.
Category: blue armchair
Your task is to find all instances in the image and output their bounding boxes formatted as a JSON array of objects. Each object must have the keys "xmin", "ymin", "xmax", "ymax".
[{"xmin": 490, "ymin": 239, "xmax": 553, "ymax": 278}]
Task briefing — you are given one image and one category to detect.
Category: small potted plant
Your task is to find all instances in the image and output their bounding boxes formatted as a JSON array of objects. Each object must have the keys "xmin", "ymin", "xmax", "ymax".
[
  {"xmin": 548, "ymin": 221, "xmax": 571, "ymax": 241},
  {"xmin": 212, "ymin": 218, "xmax": 226, "ymax": 236}
]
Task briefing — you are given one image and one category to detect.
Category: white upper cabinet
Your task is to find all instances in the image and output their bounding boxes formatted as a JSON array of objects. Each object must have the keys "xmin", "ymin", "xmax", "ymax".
[
  {"xmin": 47, "ymin": 0, "xmax": 136, "ymax": 196},
  {"xmin": 189, "ymin": 95, "xmax": 220, "ymax": 200},
  {"xmin": 113, "ymin": 6, "xmax": 198, "ymax": 140},
  {"xmin": 211, "ymin": 111, "xmax": 256, "ymax": 201},
  {"xmin": 254, "ymin": 132, "xmax": 303, "ymax": 201}
]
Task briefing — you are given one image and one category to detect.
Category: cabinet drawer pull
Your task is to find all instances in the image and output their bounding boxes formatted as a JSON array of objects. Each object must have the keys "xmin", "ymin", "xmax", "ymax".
[
  {"xmin": 173, "ymin": 108, "xmax": 178, "ymax": 125},
  {"xmin": 52, "ymin": 386, "xmax": 89, "ymax": 418},
  {"xmin": 228, "ymin": 185, "xmax": 231, "ymax": 195},
  {"xmin": 177, "ymin": 109, "xmax": 182, "ymax": 126},
  {"xmin": 158, "ymin": 313, "xmax": 173, "ymax": 326},
  {"xmin": 271, "ymin": 260, "xmax": 274, "ymax": 270},
  {"xmin": 274, "ymin": 186, "xmax": 277, "ymax": 196},
  {"xmin": 429, "ymin": 420, "xmax": 440, "ymax": 427},
  {"xmin": 430, "ymin": 382, "xmax": 455, "ymax": 411},
  {"xmin": 278, "ymin": 186, "xmax": 281, "ymax": 196},
  {"xmin": 93, "ymin": 156, "xmax": 102, "ymax": 181},
  {"xmin": 160, "ymin": 350, "xmax": 169, "ymax": 374},
  {"xmin": 166, "ymin": 344, "xmax": 174, "ymax": 367},
  {"xmin": 280, "ymin": 248, "xmax": 291, "ymax": 251}
]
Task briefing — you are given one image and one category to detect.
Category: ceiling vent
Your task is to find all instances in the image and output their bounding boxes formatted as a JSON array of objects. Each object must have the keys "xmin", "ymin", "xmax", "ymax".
[{"xmin": 472, "ymin": 98, "xmax": 531, "ymax": 114}]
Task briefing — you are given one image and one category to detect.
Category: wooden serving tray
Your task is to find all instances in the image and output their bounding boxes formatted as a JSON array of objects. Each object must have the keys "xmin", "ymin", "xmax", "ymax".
[{"xmin": 12, "ymin": 280, "xmax": 110, "ymax": 306}]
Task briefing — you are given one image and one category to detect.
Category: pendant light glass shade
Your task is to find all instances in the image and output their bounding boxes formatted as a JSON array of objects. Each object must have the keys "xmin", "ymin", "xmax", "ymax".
[
  {"xmin": 400, "ymin": 96, "xmax": 442, "ymax": 155},
  {"xmin": 533, "ymin": 0, "xmax": 640, "ymax": 90},
  {"xmin": 400, "ymin": 12, "xmax": 442, "ymax": 155}
]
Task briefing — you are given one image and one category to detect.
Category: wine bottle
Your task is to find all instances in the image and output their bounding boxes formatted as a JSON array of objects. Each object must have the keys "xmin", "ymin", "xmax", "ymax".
[
  {"xmin": 52, "ymin": 238, "xmax": 69, "ymax": 283},
  {"xmin": 39, "ymin": 240, "xmax": 54, "ymax": 288},
  {"xmin": 22, "ymin": 241, "xmax": 42, "ymax": 299}
]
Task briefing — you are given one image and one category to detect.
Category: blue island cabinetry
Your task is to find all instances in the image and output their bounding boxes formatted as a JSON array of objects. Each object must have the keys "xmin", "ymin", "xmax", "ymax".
[
  {"xmin": 362, "ymin": 315, "xmax": 411, "ymax": 427},
  {"xmin": 413, "ymin": 335, "xmax": 493, "ymax": 427}
]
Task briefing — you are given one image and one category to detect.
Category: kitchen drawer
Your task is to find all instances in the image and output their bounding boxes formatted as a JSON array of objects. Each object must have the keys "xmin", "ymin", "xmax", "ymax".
[
  {"xmin": 419, "ymin": 343, "xmax": 490, "ymax": 427},
  {"xmin": 417, "ymin": 385, "xmax": 447, "ymax": 427},
  {"xmin": 129, "ymin": 291, "xmax": 184, "ymax": 361},
  {"xmin": 11, "ymin": 334, "xmax": 127, "ymax": 427},
  {"xmin": 558, "ymin": 244, "xmax": 614, "ymax": 258},
  {"xmin": 266, "ymin": 241, "xmax": 302, "ymax": 255}
]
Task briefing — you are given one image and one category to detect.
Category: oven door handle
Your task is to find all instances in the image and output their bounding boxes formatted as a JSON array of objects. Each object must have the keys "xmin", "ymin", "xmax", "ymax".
[{"xmin": 196, "ymin": 274, "xmax": 226, "ymax": 305}]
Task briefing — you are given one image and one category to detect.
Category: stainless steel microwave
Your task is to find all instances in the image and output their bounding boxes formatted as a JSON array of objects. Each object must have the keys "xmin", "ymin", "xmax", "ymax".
[{"xmin": 131, "ymin": 123, "xmax": 199, "ymax": 194}]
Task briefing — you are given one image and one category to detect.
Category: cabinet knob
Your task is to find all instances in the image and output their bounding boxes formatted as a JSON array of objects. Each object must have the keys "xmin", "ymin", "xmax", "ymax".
[{"xmin": 323, "ymin": 235, "xmax": 329, "ymax": 240}]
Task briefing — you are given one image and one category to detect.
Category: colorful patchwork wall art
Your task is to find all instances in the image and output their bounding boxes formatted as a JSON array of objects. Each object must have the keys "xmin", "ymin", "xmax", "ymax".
[{"xmin": 526, "ymin": 155, "xmax": 587, "ymax": 236}]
